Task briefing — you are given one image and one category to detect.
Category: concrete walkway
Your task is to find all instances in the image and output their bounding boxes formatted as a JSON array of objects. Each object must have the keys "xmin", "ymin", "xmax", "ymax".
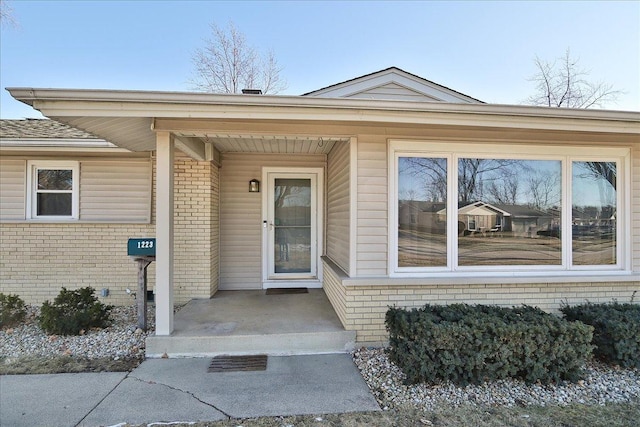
[{"xmin": 0, "ymin": 354, "xmax": 380, "ymax": 427}]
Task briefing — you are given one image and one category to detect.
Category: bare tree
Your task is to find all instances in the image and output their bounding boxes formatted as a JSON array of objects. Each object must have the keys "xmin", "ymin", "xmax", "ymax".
[
  {"xmin": 486, "ymin": 174, "xmax": 519, "ymax": 205},
  {"xmin": 0, "ymin": 0, "xmax": 18, "ymax": 28},
  {"xmin": 525, "ymin": 48, "xmax": 621, "ymax": 109},
  {"xmin": 190, "ymin": 21, "xmax": 287, "ymax": 94},
  {"xmin": 400, "ymin": 157, "xmax": 447, "ymax": 202},
  {"xmin": 579, "ymin": 161, "xmax": 616, "ymax": 190},
  {"xmin": 526, "ymin": 171, "xmax": 561, "ymax": 210},
  {"xmin": 457, "ymin": 159, "xmax": 520, "ymax": 204},
  {"xmin": 400, "ymin": 158, "xmax": 522, "ymax": 204}
]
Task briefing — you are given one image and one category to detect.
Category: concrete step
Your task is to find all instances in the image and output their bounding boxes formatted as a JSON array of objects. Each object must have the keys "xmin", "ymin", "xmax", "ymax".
[{"xmin": 146, "ymin": 330, "xmax": 356, "ymax": 358}]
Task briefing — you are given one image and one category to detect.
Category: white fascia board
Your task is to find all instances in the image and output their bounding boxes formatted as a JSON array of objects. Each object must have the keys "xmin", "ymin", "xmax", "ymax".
[
  {"xmin": 7, "ymin": 87, "xmax": 640, "ymax": 134},
  {"xmin": 37, "ymin": 100, "xmax": 640, "ymax": 135}
]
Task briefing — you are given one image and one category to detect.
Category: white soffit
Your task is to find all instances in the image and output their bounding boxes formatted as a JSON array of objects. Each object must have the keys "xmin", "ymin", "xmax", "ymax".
[
  {"xmin": 178, "ymin": 133, "xmax": 348, "ymax": 154},
  {"xmin": 51, "ymin": 116, "xmax": 156, "ymax": 151}
]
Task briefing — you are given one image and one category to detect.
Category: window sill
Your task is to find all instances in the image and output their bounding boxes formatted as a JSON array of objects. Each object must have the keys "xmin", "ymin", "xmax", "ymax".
[{"xmin": 341, "ymin": 272, "xmax": 640, "ymax": 287}]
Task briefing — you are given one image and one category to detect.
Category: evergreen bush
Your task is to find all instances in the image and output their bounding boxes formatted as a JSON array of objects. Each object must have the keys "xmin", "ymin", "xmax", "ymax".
[
  {"xmin": 386, "ymin": 304, "xmax": 594, "ymax": 386},
  {"xmin": 39, "ymin": 287, "xmax": 112, "ymax": 335},
  {"xmin": 0, "ymin": 293, "xmax": 26, "ymax": 328},
  {"xmin": 560, "ymin": 301, "xmax": 640, "ymax": 368}
]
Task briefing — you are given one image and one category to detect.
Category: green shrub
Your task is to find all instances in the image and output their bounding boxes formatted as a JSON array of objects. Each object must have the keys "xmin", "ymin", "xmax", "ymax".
[
  {"xmin": 0, "ymin": 293, "xmax": 26, "ymax": 328},
  {"xmin": 386, "ymin": 304, "xmax": 594, "ymax": 386},
  {"xmin": 39, "ymin": 287, "xmax": 112, "ymax": 335},
  {"xmin": 560, "ymin": 301, "xmax": 640, "ymax": 369}
]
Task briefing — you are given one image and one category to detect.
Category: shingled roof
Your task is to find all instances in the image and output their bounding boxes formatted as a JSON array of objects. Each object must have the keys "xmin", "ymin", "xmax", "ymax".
[{"xmin": 0, "ymin": 119, "xmax": 98, "ymax": 139}]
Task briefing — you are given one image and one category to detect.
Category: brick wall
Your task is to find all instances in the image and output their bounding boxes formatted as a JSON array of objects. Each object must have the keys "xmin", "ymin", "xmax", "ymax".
[
  {"xmin": 323, "ymin": 260, "xmax": 640, "ymax": 344},
  {"xmin": 0, "ymin": 154, "xmax": 220, "ymax": 306},
  {"xmin": 322, "ymin": 260, "xmax": 349, "ymax": 327},
  {"xmin": 0, "ymin": 223, "xmax": 155, "ymax": 305},
  {"xmin": 173, "ymin": 156, "xmax": 219, "ymax": 301}
]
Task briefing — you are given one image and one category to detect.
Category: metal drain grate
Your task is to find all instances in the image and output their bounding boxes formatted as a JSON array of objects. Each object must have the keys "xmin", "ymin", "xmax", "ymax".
[
  {"xmin": 265, "ymin": 287, "xmax": 308, "ymax": 295},
  {"xmin": 208, "ymin": 355, "xmax": 268, "ymax": 373}
]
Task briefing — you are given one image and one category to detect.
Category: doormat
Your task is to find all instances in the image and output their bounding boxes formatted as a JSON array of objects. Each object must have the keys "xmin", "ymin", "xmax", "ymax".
[
  {"xmin": 208, "ymin": 355, "xmax": 268, "ymax": 373},
  {"xmin": 265, "ymin": 287, "xmax": 309, "ymax": 295}
]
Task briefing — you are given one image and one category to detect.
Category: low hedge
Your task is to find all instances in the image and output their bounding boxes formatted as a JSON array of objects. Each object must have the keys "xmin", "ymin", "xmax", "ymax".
[
  {"xmin": 560, "ymin": 301, "xmax": 640, "ymax": 369},
  {"xmin": 386, "ymin": 304, "xmax": 593, "ymax": 386}
]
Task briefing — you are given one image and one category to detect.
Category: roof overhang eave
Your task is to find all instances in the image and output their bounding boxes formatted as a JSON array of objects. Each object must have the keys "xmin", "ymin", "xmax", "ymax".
[{"xmin": 7, "ymin": 87, "xmax": 640, "ymax": 136}]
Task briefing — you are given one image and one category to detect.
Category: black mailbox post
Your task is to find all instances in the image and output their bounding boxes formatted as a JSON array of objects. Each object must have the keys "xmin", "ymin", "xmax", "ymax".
[{"xmin": 127, "ymin": 238, "xmax": 156, "ymax": 331}]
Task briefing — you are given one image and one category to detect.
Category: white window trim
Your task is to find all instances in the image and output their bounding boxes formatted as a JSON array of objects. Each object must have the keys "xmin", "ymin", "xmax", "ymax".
[
  {"xmin": 26, "ymin": 160, "xmax": 79, "ymax": 220},
  {"xmin": 388, "ymin": 140, "xmax": 631, "ymax": 277}
]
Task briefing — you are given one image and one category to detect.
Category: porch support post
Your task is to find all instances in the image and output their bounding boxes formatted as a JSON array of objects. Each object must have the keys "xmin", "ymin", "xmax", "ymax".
[{"xmin": 155, "ymin": 131, "xmax": 174, "ymax": 335}]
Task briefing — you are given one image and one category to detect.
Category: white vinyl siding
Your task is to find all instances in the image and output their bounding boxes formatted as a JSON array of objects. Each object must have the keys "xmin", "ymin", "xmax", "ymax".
[
  {"xmin": 327, "ymin": 141, "xmax": 351, "ymax": 274},
  {"xmin": 348, "ymin": 83, "xmax": 442, "ymax": 102},
  {"xmin": 219, "ymin": 153, "xmax": 326, "ymax": 290},
  {"xmin": 0, "ymin": 156, "xmax": 151, "ymax": 222},
  {"xmin": 0, "ymin": 159, "xmax": 26, "ymax": 219},
  {"xmin": 356, "ymin": 135, "xmax": 388, "ymax": 276},
  {"xmin": 80, "ymin": 160, "xmax": 151, "ymax": 222}
]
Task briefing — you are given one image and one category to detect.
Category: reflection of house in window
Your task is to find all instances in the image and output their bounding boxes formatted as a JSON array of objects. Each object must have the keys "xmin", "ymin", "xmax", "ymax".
[
  {"xmin": 402, "ymin": 199, "xmax": 562, "ymax": 238},
  {"xmin": 426, "ymin": 201, "xmax": 560, "ymax": 237},
  {"xmin": 398, "ymin": 201, "xmax": 446, "ymax": 233},
  {"xmin": 492, "ymin": 204, "xmax": 557, "ymax": 237},
  {"xmin": 436, "ymin": 201, "xmax": 511, "ymax": 235}
]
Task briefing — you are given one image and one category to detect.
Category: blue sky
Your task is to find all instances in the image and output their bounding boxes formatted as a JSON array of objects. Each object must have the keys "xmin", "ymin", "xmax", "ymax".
[{"xmin": 1, "ymin": 1, "xmax": 639, "ymax": 118}]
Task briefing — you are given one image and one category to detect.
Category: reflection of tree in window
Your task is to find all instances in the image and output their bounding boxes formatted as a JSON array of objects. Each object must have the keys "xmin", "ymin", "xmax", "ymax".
[
  {"xmin": 38, "ymin": 170, "xmax": 72, "ymax": 190},
  {"xmin": 458, "ymin": 159, "xmax": 522, "ymax": 204},
  {"xmin": 399, "ymin": 157, "xmax": 447, "ymax": 202},
  {"xmin": 582, "ymin": 162, "xmax": 616, "ymax": 189},
  {"xmin": 526, "ymin": 171, "xmax": 561, "ymax": 210}
]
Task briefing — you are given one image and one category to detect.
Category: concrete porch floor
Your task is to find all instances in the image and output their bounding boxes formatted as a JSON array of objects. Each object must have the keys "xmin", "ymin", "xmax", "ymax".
[{"xmin": 146, "ymin": 289, "xmax": 356, "ymax": 357}]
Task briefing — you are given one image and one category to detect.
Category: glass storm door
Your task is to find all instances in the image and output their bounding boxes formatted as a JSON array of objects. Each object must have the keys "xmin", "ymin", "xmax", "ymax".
[{"xmin": 266, "ymin": 172, "xmax": 318, "ymax": 280}]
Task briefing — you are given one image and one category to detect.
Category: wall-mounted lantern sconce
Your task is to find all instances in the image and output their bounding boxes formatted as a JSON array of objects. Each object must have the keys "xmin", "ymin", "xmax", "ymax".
[{"xmin": 249, "ymin": 179, "xmax": 260, "ymax": 193}]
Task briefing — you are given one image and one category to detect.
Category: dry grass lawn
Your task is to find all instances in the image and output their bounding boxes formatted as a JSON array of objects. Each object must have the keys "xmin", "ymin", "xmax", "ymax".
[{"xmin": 125, "ymin": 403, "xmax": 640, "ymax": 427}]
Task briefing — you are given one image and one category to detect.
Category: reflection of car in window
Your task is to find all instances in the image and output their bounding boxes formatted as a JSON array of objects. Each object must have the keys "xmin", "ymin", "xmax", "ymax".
[{"xmin": 537, "ymin": 227, "xmax": 560, "ymax": 238}]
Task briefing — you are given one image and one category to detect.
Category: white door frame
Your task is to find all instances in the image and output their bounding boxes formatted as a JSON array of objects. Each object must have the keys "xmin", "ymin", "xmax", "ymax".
[{"xmin": 261, "ymin": 167, "xmax": 324, "ymax": 288}]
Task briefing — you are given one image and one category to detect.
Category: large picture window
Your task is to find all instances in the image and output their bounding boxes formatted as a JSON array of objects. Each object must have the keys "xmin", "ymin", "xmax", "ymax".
[
  {"xmin": 27, "ymin": 161, "xmax": 79, "ymax": 219},
  {"xmin": 391, "ymin": 142, "xmax": 628, "ymax": 274}
]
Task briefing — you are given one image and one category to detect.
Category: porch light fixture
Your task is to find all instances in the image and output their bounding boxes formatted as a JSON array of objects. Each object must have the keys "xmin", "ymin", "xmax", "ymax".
[{"xmin": 249, "ymin": 179, "xmax": 260, "ymax": 193}]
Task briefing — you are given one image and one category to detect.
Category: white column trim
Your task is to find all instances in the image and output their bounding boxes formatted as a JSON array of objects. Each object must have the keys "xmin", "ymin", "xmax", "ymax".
[
  {"xmin": 155, "ymin": 131, "xmax": 174, "ymax": 335},
  {"xmin": 349, "ymin": 136, "xmax": 358, "ymax": 277}
]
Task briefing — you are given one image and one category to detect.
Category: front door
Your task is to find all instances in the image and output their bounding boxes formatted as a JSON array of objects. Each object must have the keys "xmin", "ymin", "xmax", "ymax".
[{"xmin": 262, "ymin": 168, "xmax": 323, "ymax": 287}]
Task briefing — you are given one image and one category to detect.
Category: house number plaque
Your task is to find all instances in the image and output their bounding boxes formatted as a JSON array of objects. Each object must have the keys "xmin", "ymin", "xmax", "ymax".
[{"xmin": 127, "ymin": 238, "xmax": 156, "ymax": 256}]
